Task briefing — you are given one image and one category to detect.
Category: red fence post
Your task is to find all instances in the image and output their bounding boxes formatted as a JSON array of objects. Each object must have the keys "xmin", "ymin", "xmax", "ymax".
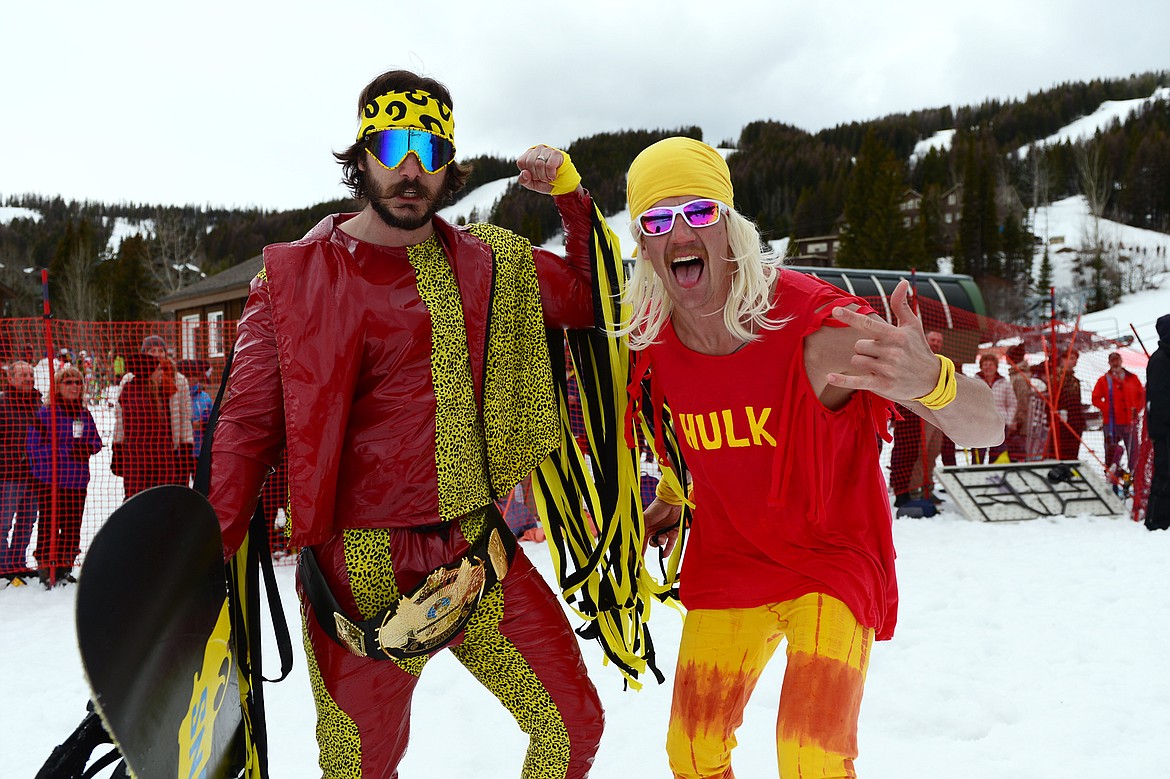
[{"xmin": 40, "ymin": 269, "xmax": 62, "ymax": 586}]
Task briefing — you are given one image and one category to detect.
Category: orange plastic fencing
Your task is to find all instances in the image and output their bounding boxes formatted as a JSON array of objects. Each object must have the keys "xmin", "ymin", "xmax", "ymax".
[
  {"xmin": 0, "ymin": 318, "xmax": 236, "ymax": 583},
  {"xmin": 0, "ymin": 305, "xmax": 1150, "ymax": 585},
  {"xmin": 0, "ymin": 318, "xmax": 595, "ymax": 581},
  {"xmin": 859, "ymin": 296, "xmax": 1148, "ymax": 511},
  {"xmin": 1131, "ymin": 410, "xmax": 1154, "ymax": 524}
]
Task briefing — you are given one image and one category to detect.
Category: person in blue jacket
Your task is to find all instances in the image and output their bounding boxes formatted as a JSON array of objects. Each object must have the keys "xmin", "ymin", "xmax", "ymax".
[
  {"xmin": 28, "ymin": 365, "xmax": 103, "ymax": 586},
  {"xmin": 178, "ymin": 359, "xmax": 214, "ymax": 458}
]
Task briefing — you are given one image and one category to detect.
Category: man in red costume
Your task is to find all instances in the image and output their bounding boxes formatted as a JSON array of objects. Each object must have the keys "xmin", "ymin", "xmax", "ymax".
[
  {"xmin": 209, "ymin": 70, "xmax": 603, "ymax": 778},
  {"xmin": 616, "ymin": 138, "xmax": 1002, "ymax": 778}
]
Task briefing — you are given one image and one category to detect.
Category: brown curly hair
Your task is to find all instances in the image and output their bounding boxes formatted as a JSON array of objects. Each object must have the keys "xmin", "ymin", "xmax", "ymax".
[{"xmin": 333, "ymin": 69, "xmax": 471, "ymax": 203}]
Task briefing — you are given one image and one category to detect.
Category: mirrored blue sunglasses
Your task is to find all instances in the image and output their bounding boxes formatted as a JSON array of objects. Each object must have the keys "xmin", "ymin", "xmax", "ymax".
[{"xmin": 366, "ymin": 128, "xmax": 456, "ymax": 174}]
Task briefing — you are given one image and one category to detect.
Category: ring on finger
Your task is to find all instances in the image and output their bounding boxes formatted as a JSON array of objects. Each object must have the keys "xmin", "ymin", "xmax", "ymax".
[{"xmin": 536, "ymin": 154, "xmax": 548, "ymax": 161}]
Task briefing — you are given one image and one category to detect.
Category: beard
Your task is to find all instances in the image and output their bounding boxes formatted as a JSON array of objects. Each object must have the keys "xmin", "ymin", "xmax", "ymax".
[{"xmin": 367, "ymin": 175, "xmax": 444, "ymax": 232}]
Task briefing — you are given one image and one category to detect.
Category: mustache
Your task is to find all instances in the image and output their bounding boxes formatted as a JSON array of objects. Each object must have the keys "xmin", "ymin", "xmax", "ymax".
[
  {"xmin": 666, "ymin": 244, "xmax": 706, "ymax": 262},
  {"xmin": 376, "ymin": 180, "xmax": 431, "ymax": 200}
]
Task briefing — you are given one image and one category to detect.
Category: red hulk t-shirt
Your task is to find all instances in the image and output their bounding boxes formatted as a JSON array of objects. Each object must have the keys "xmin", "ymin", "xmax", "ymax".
[{"xmin": 646, "ymin": 269, "xmax": 898, "ymax": 640}]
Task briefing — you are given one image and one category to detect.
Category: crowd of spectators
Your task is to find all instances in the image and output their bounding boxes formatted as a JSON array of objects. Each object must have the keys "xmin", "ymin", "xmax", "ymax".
[
  {"xmin": 0, "ymin": 335, "xmax": 212, "ymax": 588},
  {"xmin": 890, "ymin": 331, "xmax": 1159, "ymax": 510}
]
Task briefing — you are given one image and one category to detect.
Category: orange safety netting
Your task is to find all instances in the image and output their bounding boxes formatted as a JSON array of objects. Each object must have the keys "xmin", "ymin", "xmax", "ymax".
[
  {"xmin": 0, "ymin": 318, "xmax": 237, "ymax": 583},
  {"xmin": 0, "ymin": 304, "xmax": 1151, "ymax": 584},
  {"xmin": 860, "ymin": 296, "xmax": 1148, "ymax": 512},
  {"xmin": 0, "ymin": 319, "xmax": 597, "ymax": 581}
]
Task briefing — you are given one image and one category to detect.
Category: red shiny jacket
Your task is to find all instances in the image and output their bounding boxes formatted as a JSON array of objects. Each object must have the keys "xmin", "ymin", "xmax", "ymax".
[{"xmin": 209, "ymin": 191, "xmax": 596, "ymax": 556}]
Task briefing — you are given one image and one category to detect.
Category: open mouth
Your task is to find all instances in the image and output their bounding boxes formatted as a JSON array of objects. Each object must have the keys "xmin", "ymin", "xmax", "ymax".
[{"xmin": 671, "ymin": 255, "xmax": 705, "ymax": 288}]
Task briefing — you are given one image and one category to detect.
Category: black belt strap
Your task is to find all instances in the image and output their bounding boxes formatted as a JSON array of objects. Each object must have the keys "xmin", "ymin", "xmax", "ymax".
[{"xmin": 299, "ymin": 504, "xmax": 518, "ymax": 661}]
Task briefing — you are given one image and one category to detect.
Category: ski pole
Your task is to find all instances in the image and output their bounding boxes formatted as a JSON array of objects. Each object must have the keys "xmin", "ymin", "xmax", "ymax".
[{"xmin": 1129, "ymin": 323, "xmax": 1150, "ymax": 358}]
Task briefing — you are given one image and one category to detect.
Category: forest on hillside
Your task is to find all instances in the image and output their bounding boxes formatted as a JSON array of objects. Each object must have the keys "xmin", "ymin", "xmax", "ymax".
[{"xmin": 2, "ymin": 71, "xmax": 1167, "ymax": 323}]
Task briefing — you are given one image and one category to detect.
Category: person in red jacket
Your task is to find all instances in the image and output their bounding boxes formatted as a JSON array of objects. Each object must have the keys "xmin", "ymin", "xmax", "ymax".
[
  {"xmin": 1092, "ymin": 351, "xmax": 1146, "ymax": 472},
  {"xmin": 208, "ymin": 70, "xmax": 602, "ymax": 778},
  {"xmin": 617, "ymin": 138, "xmax": 1002, "ymax": 779},
  {"xmin": 112, "ymin": 352, "xmax": 180, "ymax": 499}
]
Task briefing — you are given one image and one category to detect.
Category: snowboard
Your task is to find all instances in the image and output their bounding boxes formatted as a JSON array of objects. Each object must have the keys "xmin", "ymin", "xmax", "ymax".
[{"xmin": 76, "ymin": 485, "xmax": 244, "ymax": 779}]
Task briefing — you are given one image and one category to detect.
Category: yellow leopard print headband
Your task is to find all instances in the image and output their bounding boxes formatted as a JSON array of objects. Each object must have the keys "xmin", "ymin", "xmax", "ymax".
[{"xmin": 357, "ymin": 89, "xmax": 455, "ymax": 144}]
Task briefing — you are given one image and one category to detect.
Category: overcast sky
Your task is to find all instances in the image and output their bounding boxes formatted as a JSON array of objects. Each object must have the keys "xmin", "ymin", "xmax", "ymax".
[{"xmin": 2, "ymin": 0, "xmax": 1166, "ymax": 212}]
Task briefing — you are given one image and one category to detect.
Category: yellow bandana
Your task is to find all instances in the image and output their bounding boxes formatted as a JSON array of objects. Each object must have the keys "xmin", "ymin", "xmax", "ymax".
[
  {"xmin": 626, "ymin": 137, "xmax": 733, "ymax": 218},
  {"xmin": 357, "ymin": 89, "xmax": 456, "ymax": 144}
]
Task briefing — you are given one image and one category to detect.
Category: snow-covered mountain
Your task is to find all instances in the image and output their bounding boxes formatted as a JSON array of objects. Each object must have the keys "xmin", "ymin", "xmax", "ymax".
[{"xmin": 909, "ymin": 87, "xmax": 1170, "ymax": 159}]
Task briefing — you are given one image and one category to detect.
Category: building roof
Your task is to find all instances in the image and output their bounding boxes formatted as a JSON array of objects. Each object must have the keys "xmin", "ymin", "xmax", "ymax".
[{"xmin": 158, "ymin": 254, "xmax": 262, "ymax": 313}]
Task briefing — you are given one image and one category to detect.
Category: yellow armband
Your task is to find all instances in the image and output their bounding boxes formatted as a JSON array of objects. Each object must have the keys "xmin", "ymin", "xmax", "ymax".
[
  {"xmin": 914, "ymin": 354, "xmax": 957, "ymax": 410},
  {"xmin": 655, "ymin": 476, "xmax": 694, "ymax": 507},
  {"xmin": 546, "ymin": 147, "xmax": 582, "ymax": 196}
]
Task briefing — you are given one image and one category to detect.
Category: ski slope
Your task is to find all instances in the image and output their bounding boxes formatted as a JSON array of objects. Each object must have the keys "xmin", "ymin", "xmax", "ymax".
[{"xmin": 4, "ymin": 503, "xmax": 1167, "ymax": 778}]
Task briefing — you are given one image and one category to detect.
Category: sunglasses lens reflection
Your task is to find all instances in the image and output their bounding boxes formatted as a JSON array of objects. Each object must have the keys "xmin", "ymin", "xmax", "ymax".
[
  {"xmin": 639, "ymin": 210, "xmax": 676, "ymax": 235},
  {"xmin": 682, "ymin": 200, "xmax": 720, "ymax": 226},
  {"xmin": 368, "ymin": 129, "xmax": 455, "ymax": 174},
  {"xmin": 638, "ymin": 199, "xmax": 723, "ymax": 236}
]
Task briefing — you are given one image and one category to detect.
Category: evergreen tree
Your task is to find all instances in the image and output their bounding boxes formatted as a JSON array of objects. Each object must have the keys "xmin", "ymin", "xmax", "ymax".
[
  {"xmin": 790, "ymin": 182, "xmax": 844, "ymax": 239},
  {"xmin": 910, "ymin": 146, "xmax": 951, "ymax": 193},
  {"xmin": 954, "ymin": 135, "xmax": 1002, "ymax": 277},
  {"xmin": 918, "ymin": 184, "xmax": 948, "ymax": 263},
  {"xmin": 730, "ymin": 121, "xmax": 850, "ymax": 238},
  {"xmin": 998, "ymin": 210, "xmax": 1036, "ymax": 320},
  {"xmin": 836, "ymin": 130, "xmax": 921, "ymax": 268},
  {"xmin": 95, "ymin": 234, "xmax": 155, "ymax": 321},
  {"xmin": 1035, "ymin": 245, "xmax": 1054, "ymax": 294}
]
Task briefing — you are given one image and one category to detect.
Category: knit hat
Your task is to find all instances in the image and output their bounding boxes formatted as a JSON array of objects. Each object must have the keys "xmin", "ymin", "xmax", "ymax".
[
  {"xmin": 141, "ymin": 334, "xmax": 167, "ymax": 352},
  {"xmin": 626, "ymin": 137, "xmax": 734, "ymax": 219}
]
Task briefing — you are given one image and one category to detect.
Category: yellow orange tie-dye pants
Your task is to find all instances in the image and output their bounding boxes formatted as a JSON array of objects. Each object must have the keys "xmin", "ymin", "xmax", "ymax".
[{"xmin": 666, "ymin": 592, "xmax": 873, "ymax": 779}]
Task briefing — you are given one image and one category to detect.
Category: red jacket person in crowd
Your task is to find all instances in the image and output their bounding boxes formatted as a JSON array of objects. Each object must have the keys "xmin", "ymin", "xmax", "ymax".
[{"xmin": 1091, "ymin": 351, "xmax": 1146, "ymax": 472}]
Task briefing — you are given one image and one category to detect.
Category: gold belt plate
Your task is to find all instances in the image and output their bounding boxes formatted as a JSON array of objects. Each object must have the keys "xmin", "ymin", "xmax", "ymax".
[{"xmin": 376, "ymin": 556, "xmax": 487, "ymax": 656}]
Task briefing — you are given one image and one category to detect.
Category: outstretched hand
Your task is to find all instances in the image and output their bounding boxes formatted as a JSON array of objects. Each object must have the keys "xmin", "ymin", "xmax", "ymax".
[
  {"xmin": 516, "ymin": 145, "xmax": 566, "ymax": 194},
  {"xmin": 824, "ymin": 279, "xmax": 943, "ymax": 402},
  {"xmin": 643, "ymin": 497, "xmax": 682, "ymax": 555}
]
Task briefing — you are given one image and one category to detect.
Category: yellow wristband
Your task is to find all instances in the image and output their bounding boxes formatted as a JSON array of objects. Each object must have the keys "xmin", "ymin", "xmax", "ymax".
[
  {"xmin": 548, "ymin": 148, "xmax": 581, "ymax": 196},
  {"xmin": 654, "ymin": 477, "xmax": 693, "ymax": 507},
  {"xmin": 914, "ymin": 354, "xmax": 958, "ymax": 410}
]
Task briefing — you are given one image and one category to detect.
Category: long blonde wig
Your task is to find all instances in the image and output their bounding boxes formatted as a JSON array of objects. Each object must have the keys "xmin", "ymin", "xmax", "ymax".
[{"xmin": 616, "ymin": 208, "xmax": 789, "ymax": 350}]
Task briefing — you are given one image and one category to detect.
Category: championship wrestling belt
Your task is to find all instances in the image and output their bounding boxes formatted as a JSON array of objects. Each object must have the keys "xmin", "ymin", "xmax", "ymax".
[{"xmin": 299, "ymin": 506, "xmax": 517, "ymax": 660}]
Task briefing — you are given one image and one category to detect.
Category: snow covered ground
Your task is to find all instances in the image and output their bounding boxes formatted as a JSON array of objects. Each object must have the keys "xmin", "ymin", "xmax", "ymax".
[
  {"xmin": 1031, "ymin": 87, "xmax": 1170, "ymax": 150},
  {"xmin": 912, "ymin": 128, "xmax": 957, "ymax": 160},
  {"xmin": 4, "ymin": 508, "xmax": 1167, "ymax": 778},
  {"xmin": 0, "ymin": 205, "xmax": 42, "ymax": 224}
]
